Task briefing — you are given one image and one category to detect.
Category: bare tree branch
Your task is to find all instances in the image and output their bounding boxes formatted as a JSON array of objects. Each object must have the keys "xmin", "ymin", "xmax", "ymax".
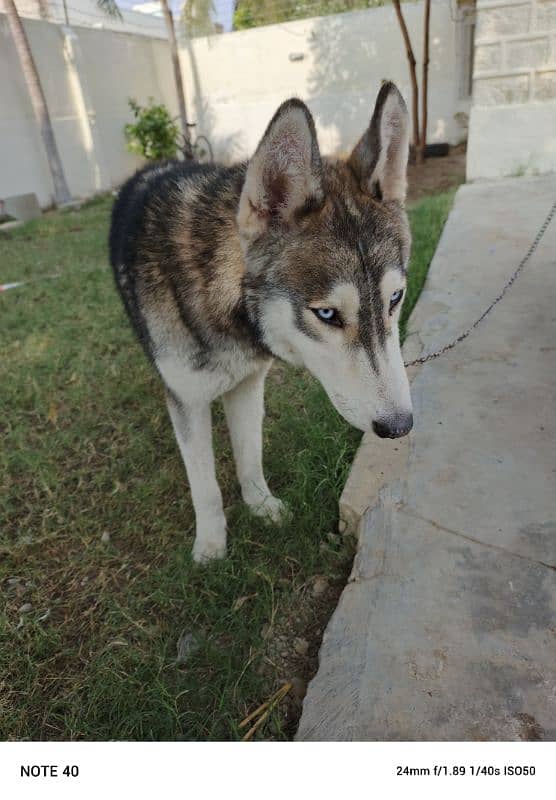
[
  {"xmin": 2, "ymin": 0, "xmax": 72, "ymax": 205},
  {"xmin": 421, "ymin": 0, "xmax": 431, "ymax": 160},
  {"xmin": 160, "ymin": 0, "xmax": 191, "ymax": 151},
  {"xmin": 392, "ymin": 0, "xmax": 420, "ymax": 160}
]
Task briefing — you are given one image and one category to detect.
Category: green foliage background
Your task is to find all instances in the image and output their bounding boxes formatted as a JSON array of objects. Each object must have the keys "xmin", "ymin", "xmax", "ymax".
[
  {"xmin": 233, "ymin": 0, "xmax": 401, "ymax": 32},
  {"xmin": 124, "ymin": 98, "xmax": 179, "ymax": 161}
]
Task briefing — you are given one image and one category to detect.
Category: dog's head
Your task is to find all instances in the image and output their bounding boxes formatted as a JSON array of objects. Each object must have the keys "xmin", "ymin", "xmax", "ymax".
[{"xmin": 238, "ymin": 83, "xmax": 412, "ymax": 437}]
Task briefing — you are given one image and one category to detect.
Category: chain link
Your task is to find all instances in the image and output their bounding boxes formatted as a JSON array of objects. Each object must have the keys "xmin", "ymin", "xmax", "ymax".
[{"xmin": 404, "ymin": 198, "xmax": 556, "ymax": 368}]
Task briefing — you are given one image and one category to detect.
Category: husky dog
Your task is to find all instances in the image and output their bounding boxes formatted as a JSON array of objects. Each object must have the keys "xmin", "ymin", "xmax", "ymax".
[{"xmin": 109, "ymin": 82, "xmax": 413, "ymax": 562}]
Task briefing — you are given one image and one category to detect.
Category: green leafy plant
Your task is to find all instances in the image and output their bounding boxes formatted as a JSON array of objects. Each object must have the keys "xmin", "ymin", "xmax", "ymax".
[{"xmin": 124, "ymin": 98, "xmax": 179, "ymax": 161}]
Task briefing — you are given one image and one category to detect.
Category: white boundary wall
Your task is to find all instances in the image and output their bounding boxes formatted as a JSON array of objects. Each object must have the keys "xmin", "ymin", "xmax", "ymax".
[
  {"xmin": 0, "ymin": 16, "xmax": 176, "ymax": 207},
  {"xmin": 180, "ymin": 0, "xmax": 470, "ymax": 163},
  {"xmin": 1, "ymin": 2, "xmax": 468, "ymax": 207}
]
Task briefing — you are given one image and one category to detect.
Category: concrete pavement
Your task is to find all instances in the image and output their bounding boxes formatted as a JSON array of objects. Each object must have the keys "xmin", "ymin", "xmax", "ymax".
[{"xmin": 297, "ymin": 175, "xmax": 556, "ymax": 741}]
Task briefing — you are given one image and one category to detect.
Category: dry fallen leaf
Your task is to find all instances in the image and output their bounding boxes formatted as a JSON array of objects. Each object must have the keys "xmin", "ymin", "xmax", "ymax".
[
  {"xmin": 293, "ymin": 637, "xmax": 309, "ymax": 657},
  {"xmin": 232, "ymin": 595, "xmax": 250, "ymax": 612},
  {"xmin": 312, "ymin": 576, "xmax": 329, "ymax": 597}
]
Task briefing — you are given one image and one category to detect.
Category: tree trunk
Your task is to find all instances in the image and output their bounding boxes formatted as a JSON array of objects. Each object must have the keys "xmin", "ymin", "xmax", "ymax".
[
  {"xmin": 160, "ymin": 0, "xmax": 191, "ymax": 155},
  {"xmin": 393, "ymin": 0, "xmax": 421, "ymax": 162},
  {"xmin": 420, "ymin": 0, "xmax": 431, "ymax": 162},
  {"xmin": 3, "ymin": 0, "xmax": 72, "ymax": 206}
]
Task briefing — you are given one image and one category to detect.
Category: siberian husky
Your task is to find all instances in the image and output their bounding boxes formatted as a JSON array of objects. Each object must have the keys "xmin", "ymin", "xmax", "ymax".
[{"xmin": 109, "ymin": 81, "xmax": 413, "ymax": 562}]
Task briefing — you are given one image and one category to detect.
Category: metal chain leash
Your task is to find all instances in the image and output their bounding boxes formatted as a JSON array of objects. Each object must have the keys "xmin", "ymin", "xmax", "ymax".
[{"xmin": 404, "ymin": 198, "xmax": 556, "ymax": 368}]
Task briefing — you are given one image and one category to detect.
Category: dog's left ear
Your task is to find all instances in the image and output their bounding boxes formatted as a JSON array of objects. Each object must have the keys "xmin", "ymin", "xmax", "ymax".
[
  {"xmin": 349, "ymin": 81, "xmax": 409, "ymax": 204},
  {"xmin": 238, "ymin": 98, "xmax": 324, "ymax": 245}
]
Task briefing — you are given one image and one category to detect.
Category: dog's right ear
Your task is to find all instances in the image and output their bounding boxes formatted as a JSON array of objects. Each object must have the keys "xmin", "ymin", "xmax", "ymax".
[{"xmin": 238, "ymin": 99, "xmax": 324, "ymax": 247}]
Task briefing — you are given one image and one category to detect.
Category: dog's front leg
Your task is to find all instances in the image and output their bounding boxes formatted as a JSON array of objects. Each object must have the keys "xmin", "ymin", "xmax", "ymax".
[
  {"xmin": 166, "ymin": 393, "xmax": 227, "ymax": 562},
  {"xmin": 223, "ymin": 365, "xmax": 287, "ymax": 524}
]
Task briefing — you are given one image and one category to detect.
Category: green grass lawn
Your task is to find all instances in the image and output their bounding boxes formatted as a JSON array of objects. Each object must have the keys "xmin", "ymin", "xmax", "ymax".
[{"xmin": 0, "ymin": 189, "xmax": 454, "ymax": 741}]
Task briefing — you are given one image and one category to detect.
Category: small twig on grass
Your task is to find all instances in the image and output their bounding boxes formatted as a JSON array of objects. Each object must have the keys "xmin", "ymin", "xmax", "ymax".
[
  {"xmin": 239, "ymin": 682, "xmax": 292, "ymax": 741},
  {"xmin": 242, "ymin": 707, "xmax": 271, "ymax": 742}
]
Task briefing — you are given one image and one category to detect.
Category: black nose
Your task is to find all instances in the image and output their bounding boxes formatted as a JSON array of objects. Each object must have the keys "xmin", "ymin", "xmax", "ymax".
[{"xmin": 372, "ymin": 413, "xmax": 413, "ymax": 439}]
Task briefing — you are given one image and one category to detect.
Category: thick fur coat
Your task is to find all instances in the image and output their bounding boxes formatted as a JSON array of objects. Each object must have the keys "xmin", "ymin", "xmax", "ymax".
[{"xmin": 110, "ymin": 82, "xmax": 413, "ymax": 561}]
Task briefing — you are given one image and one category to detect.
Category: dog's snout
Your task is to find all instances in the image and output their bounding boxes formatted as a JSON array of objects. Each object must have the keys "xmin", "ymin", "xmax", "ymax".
[{"xmin": 372, "ymin": 412, "xmax": 413, "ymax": 439}]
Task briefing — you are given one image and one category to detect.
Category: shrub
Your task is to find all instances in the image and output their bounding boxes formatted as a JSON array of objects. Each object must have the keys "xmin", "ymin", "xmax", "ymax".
[{"xmin": 124, "ymin": 98, "xmax": 179, "ymax": 161}]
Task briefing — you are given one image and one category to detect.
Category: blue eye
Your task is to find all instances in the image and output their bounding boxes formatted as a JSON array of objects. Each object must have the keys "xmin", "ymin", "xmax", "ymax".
[
  {"xmin": 389, "ymin": 290, "xmax": 404, "ymax": 314},
  {"xmin": 312, "ymin": 308, "xmax": 342, "ymax": 327}
]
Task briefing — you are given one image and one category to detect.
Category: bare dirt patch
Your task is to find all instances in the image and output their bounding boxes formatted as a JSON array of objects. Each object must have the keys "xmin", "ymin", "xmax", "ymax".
[{"xmin": 407, "ymin": 144, "xmax": 466, "ymax": 204}]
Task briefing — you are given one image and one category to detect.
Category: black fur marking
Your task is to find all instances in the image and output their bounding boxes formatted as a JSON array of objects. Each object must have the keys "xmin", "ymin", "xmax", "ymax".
[
  {"xmin": 371, "ymin": 181, "xmax": 383, "ymax": 202},
  {"xmin": 109, "ymin": 162, "xmax": 175, "ymax": 362},
  {"xmin": 356, "ymin": 238, "xmax": 386, "ymax": 371},
  {"xmin": 109, "ymin": 160, "xmax": 271, "ymax": 371},
  {"xmin": 293, "ymin": 296, "xmax": 321, "ymax": 342},
  {"xmin": 294, "ymin": 192, "xmax": 327, "ymax": 222},
  {"xmin": 165, "ymin": 385, "xmax": 186, "ymax": 416}
]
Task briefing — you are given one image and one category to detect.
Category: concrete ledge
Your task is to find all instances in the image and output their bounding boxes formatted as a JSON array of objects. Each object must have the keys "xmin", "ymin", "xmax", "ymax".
[
  {"xmin": 339, "ymin": 436, "xmax": 409, "ymax": 537},
  {"xmin": 0, "ymin": 193, "xmax": 41, "ymax": 223},
  {"xmin": 299, "ymin": 485, "xmax": 556, "ymax": 740}
]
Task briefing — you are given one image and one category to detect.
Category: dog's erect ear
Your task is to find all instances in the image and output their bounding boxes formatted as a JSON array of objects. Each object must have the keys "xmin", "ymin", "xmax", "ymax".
[
  {"xmin": 238, "ymin": 99, "xmax": 324, "ymax": 244},
  {"xmin": 348, "ymin": 82, "xmax": 409, "ymax": 204}
]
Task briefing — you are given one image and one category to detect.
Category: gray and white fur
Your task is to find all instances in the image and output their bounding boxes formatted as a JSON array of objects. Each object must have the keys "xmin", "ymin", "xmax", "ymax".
[{"xmin": 109, "ymin": 82, "xmax": 413, "ymax": 562}]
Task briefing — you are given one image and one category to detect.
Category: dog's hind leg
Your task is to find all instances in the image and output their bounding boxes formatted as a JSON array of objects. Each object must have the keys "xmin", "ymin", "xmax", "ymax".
[
  {"xmin": 166, "ymin": 391, "xmax": 227, "ymax": 563},
  {"xmin": 223, "ymin": 365, "xmax": 287, "ymax": 524}
]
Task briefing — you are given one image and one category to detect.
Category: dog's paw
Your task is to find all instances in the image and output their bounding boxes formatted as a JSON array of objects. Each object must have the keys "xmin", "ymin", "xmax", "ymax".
[
  {"xmin": 192, "ymin": 518, "xmax": 227, "ymax": 563},
  {"xmin": 248, "ymin": 495, "xmax": 290, "ymax": 525},
  {"xmin": 192, "ymin": 536, "xmax": 227, "ymax": 563}
]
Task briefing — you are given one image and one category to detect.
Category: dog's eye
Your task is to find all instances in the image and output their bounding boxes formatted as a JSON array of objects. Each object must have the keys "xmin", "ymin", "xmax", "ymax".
[
  {"xmin": 312, "ymin": 308, "xmax": 342, "ymax": 327},
  {"xmin": 389, "ymin": 290, "xmax": 404, "ymax": 314}
]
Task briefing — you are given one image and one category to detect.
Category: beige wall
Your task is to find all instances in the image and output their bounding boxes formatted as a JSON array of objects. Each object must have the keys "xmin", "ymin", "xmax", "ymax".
[
  {"xmin": 2, "ymin": 2, "xmax": 470, "ymax": 208},
  {"xmin": 0, "ymin": 16, "xmax": 176, "ymax": 207},
  {"xmin": 467, "ymin": 0, "xmax": 556, "ymax": 179},
  {"xmin": 180, "ymin": 0, "xmax": 470, "ymax": 164}
]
